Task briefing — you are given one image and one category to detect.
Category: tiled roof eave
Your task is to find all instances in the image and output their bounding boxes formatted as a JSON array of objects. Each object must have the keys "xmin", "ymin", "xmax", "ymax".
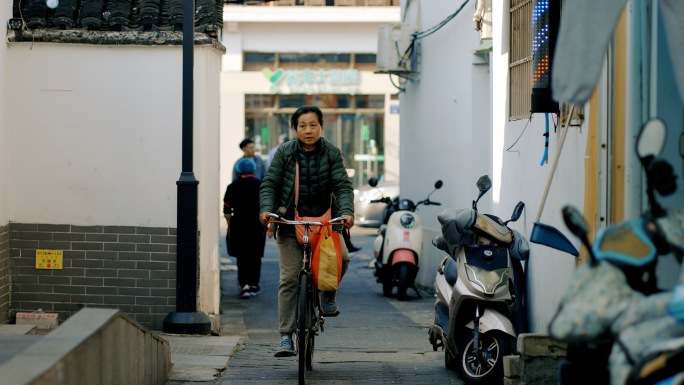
[{"xmin": 7, "ymin": 29, "xmax": 226, "ymax": 53}]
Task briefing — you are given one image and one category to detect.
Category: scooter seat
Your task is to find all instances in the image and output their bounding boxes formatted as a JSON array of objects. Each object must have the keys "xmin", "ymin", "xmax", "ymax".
[
  {"xmin": 444, "ymin": 257, "xmax": 457, "ymax": 286},
  {"xmin": 472, "ymin": 214, "xmax": 513, "ymax": 245}
]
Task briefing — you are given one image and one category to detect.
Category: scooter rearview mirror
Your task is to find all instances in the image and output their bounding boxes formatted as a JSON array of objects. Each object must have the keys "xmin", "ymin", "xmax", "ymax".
[
  {"xmin": 368, "ymin": 177, "xmax": 379, "ymax": 188},
  {"xmin": 473, "ymin": 175, "xmax": 492, "ymax": 210},
  {"xmin": 635, "ymin": 118, "xmax": 676, "ymax": 216},
  {"xmin": 636, "ymin": 118, "xmax": 667, "ymax": 164},
  {"xmin": 476, "ymin": 175, "xmax": 492, "ymax": 193},
  {"xmin": 423, "ymin": 180, "xmax": 444, "ymax": 205},
  {"xmin": 561, "ymin": 205, "xmax": 588, "ymax": 240},
  {"xmin": 507, "ymin": 201, "xmax": 525, "ymax": 224},
  {"xmin": 562, "ymin": 205, "xmax": 597, "ymax": 265}
]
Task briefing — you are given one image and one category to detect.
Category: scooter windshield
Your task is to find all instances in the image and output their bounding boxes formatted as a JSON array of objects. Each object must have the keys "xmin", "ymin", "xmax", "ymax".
[
  {"xmin": 464, "ymin": 264, "xmax": 511, "ymax": 295},
  {"xmin": 463, "ymin": 245, "xmax": 510, "ymax": 294},
  {"xmin": 397, "ymin": 199, "xmax": 416, "ymax": 211},
  {"xmin": 593, "ymin": 217, "xmax": 657, "ymax": 267}
]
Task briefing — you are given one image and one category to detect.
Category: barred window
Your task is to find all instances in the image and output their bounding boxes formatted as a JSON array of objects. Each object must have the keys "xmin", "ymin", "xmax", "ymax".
[{"xmin": 509, "ymin": 0, "xmax": 533, "ymax": 120}]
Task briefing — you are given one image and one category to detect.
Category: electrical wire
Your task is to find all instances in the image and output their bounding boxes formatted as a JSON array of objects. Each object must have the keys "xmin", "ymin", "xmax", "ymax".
[
  {"xmin": 506, "ymin": 112, "xmax": 533, "ymax": 153},
  {"xmin": 413, "ymin": 0, "xmax": 471, "ymax": 40},
  {"xmin": 396, "ymin": 0, "xmax": 471, "ymax": 71},
  {"xmin": 16, "ymin": 0, "xmax": 37, "ymax": 48},
  {"xmin": 389, "ymin": 73, "xmax": 405, "ymax": 93}
]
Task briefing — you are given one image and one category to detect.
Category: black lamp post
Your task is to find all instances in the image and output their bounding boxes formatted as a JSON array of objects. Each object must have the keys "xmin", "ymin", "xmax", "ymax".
[{"xmin": 163, "ymin": 0, "xmax": 212, "ymax": 335}]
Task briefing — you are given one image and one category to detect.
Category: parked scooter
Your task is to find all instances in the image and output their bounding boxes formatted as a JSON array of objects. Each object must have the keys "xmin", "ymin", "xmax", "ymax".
[
  {"xmin": 428, "ymin": 175, "xmax": 528, "ymax": 384},
  {"xmin": 538, "ymin": 118, "xmax": 684, "ymax": 385},
  {"xmin": 368, "ymin": 178, "xmax": 443, "ymax": 300},
  {"xmin": 555, "ymin": 205, "xmax": 684, "ymax": 385}
]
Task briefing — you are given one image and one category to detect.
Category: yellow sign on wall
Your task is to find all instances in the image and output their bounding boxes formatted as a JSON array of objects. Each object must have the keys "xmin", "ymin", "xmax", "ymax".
[{"xmin": 36, "ymin": 249, "xmax": 63, "ymax": 270}]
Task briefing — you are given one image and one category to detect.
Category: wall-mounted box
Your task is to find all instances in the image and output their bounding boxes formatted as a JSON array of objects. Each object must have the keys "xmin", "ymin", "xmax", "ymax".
[{"xmin": 376, "ymin": 23, "xmax": 413, "ymax": 73}]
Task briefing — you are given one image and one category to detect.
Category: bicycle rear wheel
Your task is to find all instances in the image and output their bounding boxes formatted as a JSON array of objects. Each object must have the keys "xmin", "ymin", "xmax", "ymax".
[{"xmin": 297, "ymin": 273, "xmax": 311, "ymax": 384}]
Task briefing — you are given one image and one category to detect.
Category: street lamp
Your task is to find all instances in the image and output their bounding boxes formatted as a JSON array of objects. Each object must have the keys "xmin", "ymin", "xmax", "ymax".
[{"xmin": 163, "ymin": 0, "xmax": 212, "ymax": 335}]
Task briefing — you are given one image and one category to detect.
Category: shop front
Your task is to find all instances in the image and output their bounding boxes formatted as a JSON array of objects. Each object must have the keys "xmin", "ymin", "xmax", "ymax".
[{"xmin": 237, "ymin": 54, "xmax": 397, "ymax": 188}]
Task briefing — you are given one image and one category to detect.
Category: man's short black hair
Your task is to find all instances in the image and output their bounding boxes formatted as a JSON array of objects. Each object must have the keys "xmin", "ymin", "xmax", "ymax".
[{"xmin": 239, "ymin": 138, "xmax": 254, "ymax": 149}]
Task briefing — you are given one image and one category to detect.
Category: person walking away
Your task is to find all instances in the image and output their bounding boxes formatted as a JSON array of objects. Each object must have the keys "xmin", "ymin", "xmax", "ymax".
[
  {"xmin": 233, "ymin": 138, "xmax": 267, "ymax": 182},
  {"xmin": 259, "ymin": 105, "xmax": 355, "ymax": 357},
  {"xmin": 224, "ymin": 158, "xmax": 267, "ymax": 298},
  {"xmin": 268, "ymin": 134, "xmax": 288, "ymax": 168}
]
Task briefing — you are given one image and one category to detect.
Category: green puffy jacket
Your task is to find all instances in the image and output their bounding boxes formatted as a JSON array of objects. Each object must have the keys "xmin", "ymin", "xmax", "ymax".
[{"xmin": 259, "ymin": 138, "xmax": 354, "ymax": 219}]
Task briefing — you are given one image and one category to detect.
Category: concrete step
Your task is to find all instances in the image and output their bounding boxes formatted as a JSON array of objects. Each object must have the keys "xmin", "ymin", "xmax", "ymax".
[
  {"xmin": 0, "ymin": 324, "xmax": 37, "ymax": 336},
  {"xmin": 0, "ymin": 309, "xmax": 170, "ymax": 385}
]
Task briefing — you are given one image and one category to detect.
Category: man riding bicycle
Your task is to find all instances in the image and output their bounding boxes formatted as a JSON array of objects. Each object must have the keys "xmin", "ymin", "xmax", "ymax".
[{"xmin": 259, "ymin": 105, "xmax": 355, "ymax": 357}]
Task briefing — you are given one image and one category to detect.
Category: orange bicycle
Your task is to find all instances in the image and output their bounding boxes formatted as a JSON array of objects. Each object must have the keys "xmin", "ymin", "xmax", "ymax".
[{"xmin": 267, "ymin": 213, "xmax": 347, "ymax": 385}]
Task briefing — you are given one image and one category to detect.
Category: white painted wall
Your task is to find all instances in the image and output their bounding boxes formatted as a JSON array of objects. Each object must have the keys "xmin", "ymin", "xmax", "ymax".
[
  {"xmin": 237, "ymin": 23, "xmax": 383, "ymax": 53},
  {"xmin": 399, "ymin": 0, "xmax": 493, "ymax": 287},
  {"xmin": 194, "ymin": 51, "xmax": 223, "ymax": 315},
  {"xmin": 5, "ymin": 42, "xmax": 223, "ymax": 316},
  {"xmin": 0, "ymin": 3, "xmax": 10, "ymax": 226},
  {"xmin": 491, "ymin": 1, "xmax": 584, "ymax": 333},
  {"xmin": 399, "ymin": 0, "xmax": 588, "ymax": 332},
  {"xmin": 7, "ymin": 44, "xmax": 180, "ymax": 226}
]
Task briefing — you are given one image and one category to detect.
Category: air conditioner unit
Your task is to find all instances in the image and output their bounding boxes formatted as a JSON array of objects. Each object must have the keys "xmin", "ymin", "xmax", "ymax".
[{"xmin": 376, "ymin": 23, "xmax": 413, "ymax": 73}]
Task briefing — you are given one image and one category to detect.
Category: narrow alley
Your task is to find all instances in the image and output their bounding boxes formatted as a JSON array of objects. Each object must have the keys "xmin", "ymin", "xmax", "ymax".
[{"xmin": 213, "ymin": 230, "xmax": 463, "ymax": 384}]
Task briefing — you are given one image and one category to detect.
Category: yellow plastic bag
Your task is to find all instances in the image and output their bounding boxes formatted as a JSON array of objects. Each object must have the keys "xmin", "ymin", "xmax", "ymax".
[{"xmin": 312, "ymin": 224, "xmax": 343, "ymax": 291}]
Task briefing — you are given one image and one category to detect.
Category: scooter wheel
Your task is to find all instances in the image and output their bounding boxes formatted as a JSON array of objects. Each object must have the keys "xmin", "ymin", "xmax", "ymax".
[
  {"xmin": 396, "ymin": 264, "xmax": 409, "ymax": 301},
  {"xmin": 458, "ymin": 331, "xmax": 513, "ymax": 384}
]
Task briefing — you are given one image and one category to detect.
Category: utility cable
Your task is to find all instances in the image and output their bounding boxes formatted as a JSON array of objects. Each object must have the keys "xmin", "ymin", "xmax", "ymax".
[
  {"xmin": 413, "ymin": 0, "xmax": 471, "ymax": 40},
  {"xmin": 396, "ymin": 0, "xmax": 471, "ymax": 73},
  {"xmin": 506, "ymin": 113, "xmax": 533, "ymax": 153},
  {"xmin": 389, "ymin": 74, "xmax": 406, "ymax": 93}
]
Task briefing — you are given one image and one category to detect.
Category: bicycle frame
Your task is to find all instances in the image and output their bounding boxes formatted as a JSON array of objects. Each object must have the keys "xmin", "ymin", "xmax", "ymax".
[{"xmin": 267, "ymin": 213, "xmax": 346, "ymax": 385}]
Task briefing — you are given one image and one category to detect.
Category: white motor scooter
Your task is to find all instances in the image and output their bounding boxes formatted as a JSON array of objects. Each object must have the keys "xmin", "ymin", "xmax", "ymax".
[
  {"xmin": 428, "ymin": 175, "xmax": 527, "ymax": 384},
  {"xmin": 368, "ymin": 178, "xmax": 443, "ymax": 300}
]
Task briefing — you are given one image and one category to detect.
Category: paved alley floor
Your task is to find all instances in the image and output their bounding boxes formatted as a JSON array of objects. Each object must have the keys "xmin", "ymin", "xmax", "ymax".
[{"xmin": 169, "ymin": 229, "xmax": 463, "ymax": 385}]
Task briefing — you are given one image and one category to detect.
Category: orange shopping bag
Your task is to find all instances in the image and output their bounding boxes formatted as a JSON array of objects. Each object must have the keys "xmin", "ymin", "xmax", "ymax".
[{"xmin": 311, "ymin": 224, "xmax": 343, "ymax": 291}]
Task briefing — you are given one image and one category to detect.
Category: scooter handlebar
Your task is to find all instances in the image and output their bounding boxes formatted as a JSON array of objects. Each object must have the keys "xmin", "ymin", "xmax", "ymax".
[{"xmin": 370, "ymin": 197, "xmax": 392, "ymax": 204}]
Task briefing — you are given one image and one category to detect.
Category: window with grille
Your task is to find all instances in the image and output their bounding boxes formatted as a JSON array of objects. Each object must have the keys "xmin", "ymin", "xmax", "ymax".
[{"xmin": 509, "ymin": 0, "xmax": 533, "ymax": 120}]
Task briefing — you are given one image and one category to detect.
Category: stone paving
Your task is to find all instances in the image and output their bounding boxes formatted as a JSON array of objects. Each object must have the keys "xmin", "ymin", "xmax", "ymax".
[{"xmin": 207, "ymin": 231, "xmax": 465, "ymax": 385}]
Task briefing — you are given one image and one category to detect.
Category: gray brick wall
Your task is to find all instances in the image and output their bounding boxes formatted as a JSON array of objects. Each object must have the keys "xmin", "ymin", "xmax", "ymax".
[
  {"xmin": 0, "ymin": 223, "xmax": 9, "ymax": 324},
  {"xmin": 9, "ymin": 222, "xmax": 179, "ymax": 330}
]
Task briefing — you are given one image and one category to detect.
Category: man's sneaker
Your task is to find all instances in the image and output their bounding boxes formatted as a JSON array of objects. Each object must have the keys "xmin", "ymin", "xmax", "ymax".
[
  {"xmin": 320, "ymin": 291, "xmax": 340, "ymax": 317},
  {"xmin": 238, "ymin": 285, "xmax": 252, "ymax": 299},
  {"xmin": 274, "ymin": 334, "xmax": 295, "ymax": 357},
  {"xmin": 249, "ymin": 285, "xmax": 261, "ymax": 296}
]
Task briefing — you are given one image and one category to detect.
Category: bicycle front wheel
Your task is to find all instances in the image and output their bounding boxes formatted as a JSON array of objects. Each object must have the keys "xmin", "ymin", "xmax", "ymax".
[{"xmin": 297, "ymin": 273, "xmax": 312, "ymax": 384}]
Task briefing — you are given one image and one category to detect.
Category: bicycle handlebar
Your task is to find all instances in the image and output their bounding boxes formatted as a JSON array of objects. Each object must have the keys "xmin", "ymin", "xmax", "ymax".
[{"xmin": 266, "ymin": 213, "xmax": 347, "ymax": 226}]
